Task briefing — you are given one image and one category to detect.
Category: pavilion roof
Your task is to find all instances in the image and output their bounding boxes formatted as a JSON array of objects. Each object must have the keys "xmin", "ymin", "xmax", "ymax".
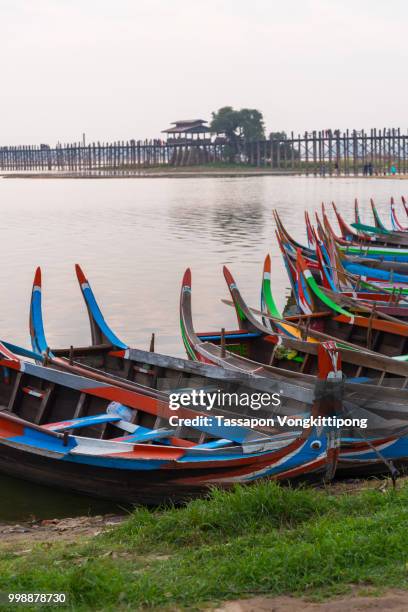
[{"xmin": 161, "ymin": 119, "xmax": 210, "ymax": 134}]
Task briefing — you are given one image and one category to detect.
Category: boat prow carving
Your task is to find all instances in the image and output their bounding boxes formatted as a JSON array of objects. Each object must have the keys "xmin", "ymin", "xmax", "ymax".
[
  {"xmin": 29, "ymin": 266, "xmax": 50, "ymax": 358},
  {"xmin": 74, "ymin": 263, "xmax": 127, "ymax": 350}
]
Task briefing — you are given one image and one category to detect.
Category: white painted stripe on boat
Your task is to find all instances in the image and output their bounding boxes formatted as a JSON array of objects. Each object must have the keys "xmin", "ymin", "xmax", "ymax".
[
  {"xmin": 210, "ymin": 442, "xmax": 323, "ymax": 483},
  {"xmin": 340, "ymin": 439, "xmax": 396, "ymax": 459},
  {"xmin": 69, "ymin": 437, "xmax": 136, "ymax": 455}
]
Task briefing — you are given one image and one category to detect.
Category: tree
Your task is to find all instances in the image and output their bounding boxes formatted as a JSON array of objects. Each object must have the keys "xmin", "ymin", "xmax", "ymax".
[
  {"xmin": 210, "ymin": 107, "xmax": 265, "ymax": 160},
  {"xmin": 239, "ymin": 109, "xmax": 265, "ymax": 141},
  {"xmin": 210, "ymin": 106, "xmax": 240, "ymax": 142}
]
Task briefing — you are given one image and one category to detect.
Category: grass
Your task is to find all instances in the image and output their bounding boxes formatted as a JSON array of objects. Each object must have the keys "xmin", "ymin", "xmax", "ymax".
[{"xmin": 1, "ymin": 481, "xmax": 408, "ymax": 610}]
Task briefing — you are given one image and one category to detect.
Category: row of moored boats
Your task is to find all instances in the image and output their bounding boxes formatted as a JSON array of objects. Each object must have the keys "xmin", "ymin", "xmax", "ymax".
[{"xmin": 2, "ymin": 197, "xmax": 408, "ymax": 504}]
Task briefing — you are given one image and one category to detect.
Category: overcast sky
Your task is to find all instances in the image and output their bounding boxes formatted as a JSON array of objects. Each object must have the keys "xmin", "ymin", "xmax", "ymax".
[{"xmin": 1, "ymin": 0, "xmax": 407, "ymax": 145}]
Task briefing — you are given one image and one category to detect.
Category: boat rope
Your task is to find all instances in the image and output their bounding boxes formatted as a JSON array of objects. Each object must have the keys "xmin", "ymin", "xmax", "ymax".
[{"xmin": 341, "ymin": 396, "xmax": 400, "ymax": 487}]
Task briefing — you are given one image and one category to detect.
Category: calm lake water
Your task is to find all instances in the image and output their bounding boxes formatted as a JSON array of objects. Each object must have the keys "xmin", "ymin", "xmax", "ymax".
[{"xmin": 0, "ymin": 175, "xmax": 405, "ymax": 520}]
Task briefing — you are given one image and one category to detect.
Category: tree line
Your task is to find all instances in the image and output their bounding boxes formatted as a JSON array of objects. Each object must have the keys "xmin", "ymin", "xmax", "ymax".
[{"xmin": 210, "ymin": 106, "xmax": 294, "ymax": 162}]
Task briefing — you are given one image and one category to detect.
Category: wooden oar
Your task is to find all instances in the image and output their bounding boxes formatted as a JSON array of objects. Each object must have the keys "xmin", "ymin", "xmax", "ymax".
[{"xmin": 282, "ymin": 311, "xmax": 331, "ymax": 321}]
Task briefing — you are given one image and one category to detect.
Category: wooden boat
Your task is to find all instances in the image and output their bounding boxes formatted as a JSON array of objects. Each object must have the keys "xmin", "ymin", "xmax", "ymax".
[
  {"xmin": 38, "ymin": 265, "xmax": 399, "ymax": 484},
  {"xmin": 390, "ymin": 197, "xmax": 408, "ymax": 232},
  {"xmin": 0, "ymin": 340, "xmax": 342, "ymax": 503},
  {"xmin": 332, "ymin": 201, "xmax": 408, "ymax": 248},
  {"xmin": 353, "ymin": 198, "xmax": 400, "ymax": 236},
  {"xmin": 28, "ymin": 264, "xmax": 408, "ymax": 477},
  {"xmin": 262, "ymin": 250, "xmax": 408, "ymax": 357},
  {"xmin": 308, "ymin": 205, "xmax": 408, "ymax": 264},
  {"xmin": 274, "ymin": 223, "xmax": 408, "ymax": 327},
  {"xmin": 219, "ymin": 303, "xmax": 408, "ymax": 477},
  {"xmin": 304, "ymin": 207, "xmax": 408, "ymax": 279},
  {"xmin": 320, "ymin": 217, "xmax": 408, "ymax": 292},
  {"xmin": 33, "ymin": 264, "xmax": 353, "ymax": 464},
  {"xmin": 277, "ymin": 217, "xmax": 408, "ymax": 341},
  {"xmin": 275, "ymin": 208, "xmax": 408, "ymax": 294},
  {"xmin": 181, "ymin": 266, "xmax": 408, "ymax": 385},
  {"xmin": 242, "ymin": 261, "xmax": 408, "ymax": 475},
  {"xmin": 30, "ymin": 265, "xmax": 350, "ymax": 436},
  {"xmin": 29, "ymin": 263, "xmax": 408, "ymax": 477},
  {"xmin": 30, "ymin": 266, "xmax": 330, "ymax": 423},
  {"xmin": 325, "ymin": 205, "xmax": 408, "ymax": 260},
  {"xmin": 303, "ymin": 240, "xmax": 408, "ymax": 319},
  {"xmin": 181, "ymin": 268, "xmax": 408, "ymax": 474},
  {"xmin": 354, "ymin": 197, "xmax": 408, "ymax": 235}
]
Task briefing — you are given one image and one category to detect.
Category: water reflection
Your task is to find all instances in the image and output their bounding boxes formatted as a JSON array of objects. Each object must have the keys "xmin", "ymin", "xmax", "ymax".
[
  {"xmin": 0, "ymin": 473, "xmax": 123, "ymax": 522},
  {"xmin": 167, "ymin": 177, "xmax": 265, "ymax": 243}
]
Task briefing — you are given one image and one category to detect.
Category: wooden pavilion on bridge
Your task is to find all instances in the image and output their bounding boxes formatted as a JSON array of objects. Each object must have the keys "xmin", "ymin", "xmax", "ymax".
[
  {"xmin": 161, "ymin": 119, "xmax": 211, "ymax": 145},
  {"xmin": 161, "ymin": 119, "xmax": 214, "ymax": 165}
]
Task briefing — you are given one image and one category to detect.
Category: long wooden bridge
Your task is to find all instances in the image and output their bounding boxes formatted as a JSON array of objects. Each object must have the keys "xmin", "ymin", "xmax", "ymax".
[{"xmin": 1, "ymin": 128, "xmax": 407, "ymax": 175}]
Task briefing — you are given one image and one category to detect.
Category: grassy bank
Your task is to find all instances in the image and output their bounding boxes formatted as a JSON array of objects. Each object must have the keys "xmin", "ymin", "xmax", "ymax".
[{"xmin": 1, "ymin": 481, "xmax": 408, "ymax": 610}]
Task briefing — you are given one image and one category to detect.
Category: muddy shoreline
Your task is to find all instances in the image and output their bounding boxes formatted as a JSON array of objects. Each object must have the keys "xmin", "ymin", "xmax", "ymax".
[
  {"xmin": 1, "ymin": 169, "xmax": 296, "ymax": 179},
  {"xmin": 216, "ymin": 591, "xmax": 408, "ymax": 611},
  {"xmin": 0, "ymin": 514, "xmax": 125, "ymax": 545}
]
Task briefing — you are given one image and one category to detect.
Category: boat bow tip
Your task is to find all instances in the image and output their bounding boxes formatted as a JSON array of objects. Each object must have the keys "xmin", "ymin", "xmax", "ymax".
[
  {"xmin": 222, "ymin": 265, "xmax": 235, "ymax": 287},
  {"xmin": 33, "ymin": 267, "xmax": 41, "ymax": 289},
  {"xmin": 263, "ymin": 254, "xmax": 271, "ymax": 274},
  {"xmin": 182, "ymin": 268, "xmax": 192, "ymax": 287},
  {"xmin": 75, "ymin": 263, "xmax": 87, "ymax": 285}
]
